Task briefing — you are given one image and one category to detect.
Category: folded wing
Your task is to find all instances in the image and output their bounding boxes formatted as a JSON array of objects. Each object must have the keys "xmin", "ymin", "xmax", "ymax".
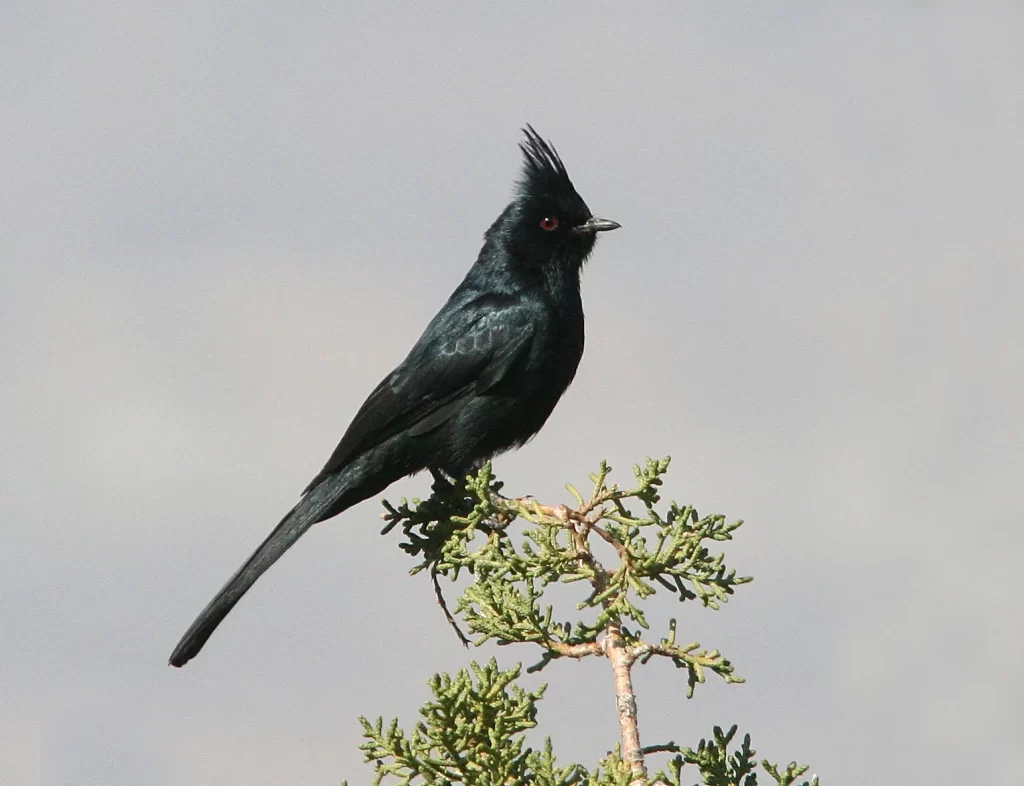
[{"xmin": 305, "ymin": 294, "xmax": 535, "ymax": 490}]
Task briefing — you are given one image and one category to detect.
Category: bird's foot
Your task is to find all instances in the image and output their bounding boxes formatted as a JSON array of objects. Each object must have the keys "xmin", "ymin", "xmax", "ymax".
[{"xmin": 428, "ymin": 467, "xmax": 459, "ymax": 495}]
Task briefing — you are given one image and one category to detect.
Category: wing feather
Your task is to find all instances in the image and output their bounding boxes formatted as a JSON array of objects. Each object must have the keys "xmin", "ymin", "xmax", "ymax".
[{"xmin": 304, "ymin": 296, "xmax": 533, "ymax": 490}]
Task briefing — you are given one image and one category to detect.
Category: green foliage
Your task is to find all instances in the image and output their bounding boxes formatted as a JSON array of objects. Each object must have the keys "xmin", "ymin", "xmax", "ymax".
[
  {"xmin": 647, "ymin": 725, "xmax": 819, "ymax": 786},
  {"xmin": 354, "ymin": 661, "xmax": 816, "ymax": 786},
  {"xmin": 355, "ymin": 658, "xmax": 642, "ymax": 786},
  {"xmin": 382, "ymin": 458, "xmax": 749, "ymax": 693},
  {"xmin": 346, "ymin": 459, "xmax": 820, "ymax": 786},
  {"xmin": 357, "ymin": 659, "xmax": 551, "ymax": 786}
]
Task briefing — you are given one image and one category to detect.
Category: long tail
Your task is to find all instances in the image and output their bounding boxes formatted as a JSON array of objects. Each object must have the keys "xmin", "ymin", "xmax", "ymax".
[{"xmin": 168, "ymin": 475, "xmax": 351, "ymax": 667}]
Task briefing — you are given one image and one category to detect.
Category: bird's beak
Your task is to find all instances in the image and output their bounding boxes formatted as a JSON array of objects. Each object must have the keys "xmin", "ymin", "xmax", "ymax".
[{"xmin": 572, "ymin": 217, "xmax": 621, "ymax": 235}]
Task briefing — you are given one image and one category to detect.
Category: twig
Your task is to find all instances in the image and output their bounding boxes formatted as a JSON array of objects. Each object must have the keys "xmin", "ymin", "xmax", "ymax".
[
  {"xmin": 544, "ymin": 640, "xmax": 602, "ymax": 659},
  {"xmin": 590, "ymin": 522, "xmax": 631, "ymax": 561},
  {"xmin": 603, "ymin": 623, "xmax": 646, "ymax": 785},
  {"xmin": 431, "ymin": 563, "xmax": 469, "ymax": 647}
]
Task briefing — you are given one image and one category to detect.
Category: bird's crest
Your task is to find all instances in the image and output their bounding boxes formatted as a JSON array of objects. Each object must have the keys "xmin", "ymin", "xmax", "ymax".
[{"xmin": 516, "ymin": 125, "xmax": 576, "ymax": 202}]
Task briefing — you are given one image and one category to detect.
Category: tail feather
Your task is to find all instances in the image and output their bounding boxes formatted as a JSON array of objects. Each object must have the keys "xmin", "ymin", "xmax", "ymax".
[{"xmin": 168, "ymin": 478, "xmax": 346, "ymax": 667}]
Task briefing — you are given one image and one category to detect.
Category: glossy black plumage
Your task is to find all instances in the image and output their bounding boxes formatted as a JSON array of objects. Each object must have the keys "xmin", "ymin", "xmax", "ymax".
[{"xmin": 169, "ymin": 127, "xmax": 619, "ymax": 667}]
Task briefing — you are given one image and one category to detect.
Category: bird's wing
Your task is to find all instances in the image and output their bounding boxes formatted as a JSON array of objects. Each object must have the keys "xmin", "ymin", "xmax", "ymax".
[{"xmin": 306, "ymin": 296, "xmax": 534, "ymax": 489}]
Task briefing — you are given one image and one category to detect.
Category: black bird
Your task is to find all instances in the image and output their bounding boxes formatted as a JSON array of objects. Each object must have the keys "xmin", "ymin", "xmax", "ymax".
[{"xmin": 169, "ymin": 126, "xmax": 619, "ymax": 667}]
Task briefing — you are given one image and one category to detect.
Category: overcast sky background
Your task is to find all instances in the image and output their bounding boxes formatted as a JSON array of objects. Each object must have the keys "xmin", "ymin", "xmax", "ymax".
[{"xmin": 3, "ymin": 2, "xmax": 1022, "ymax": 784}]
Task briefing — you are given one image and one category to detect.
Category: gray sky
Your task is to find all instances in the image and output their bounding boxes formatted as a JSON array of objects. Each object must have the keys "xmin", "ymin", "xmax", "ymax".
[{"xmin": 3, "ymin": 2, "xmax": 1022, "ymax": 784}]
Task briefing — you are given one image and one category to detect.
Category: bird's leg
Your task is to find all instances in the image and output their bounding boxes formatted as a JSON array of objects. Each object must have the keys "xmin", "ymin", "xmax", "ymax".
[
  {"xmin": 429, "ymin": 467, "xmax": 458, "ymax": 494},
  {"xmin": 451, "ymin": 459, "xmax": 500, "ymax": 501}
]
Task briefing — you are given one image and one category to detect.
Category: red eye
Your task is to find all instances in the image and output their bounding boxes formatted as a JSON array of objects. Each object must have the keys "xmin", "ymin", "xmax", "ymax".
[{"xmin": 540, "ymin": 216, "xmax": 559, "ymax": 231}]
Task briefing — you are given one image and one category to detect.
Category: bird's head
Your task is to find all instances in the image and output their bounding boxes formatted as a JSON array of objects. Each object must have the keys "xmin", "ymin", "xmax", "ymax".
[{"xmin": 493, "ymin": 126, "xmax": 619, "ymax": 272}]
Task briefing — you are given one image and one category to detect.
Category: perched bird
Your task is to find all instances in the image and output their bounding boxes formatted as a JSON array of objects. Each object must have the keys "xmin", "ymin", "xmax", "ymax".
[{"xmin": 169, "ymin": 126, "xmax": 619, "ymax": 667}]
